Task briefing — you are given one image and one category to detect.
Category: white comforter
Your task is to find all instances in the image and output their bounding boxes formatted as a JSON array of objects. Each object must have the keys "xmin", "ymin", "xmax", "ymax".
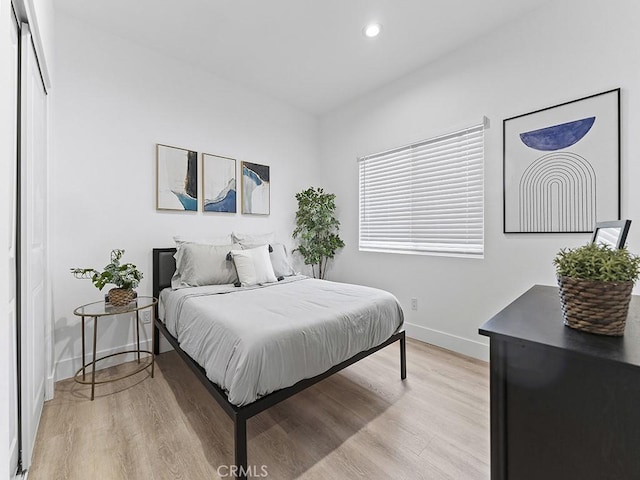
[{"xmin": 159, "ymin": 276, "xmax": 404, "ymax": 406}]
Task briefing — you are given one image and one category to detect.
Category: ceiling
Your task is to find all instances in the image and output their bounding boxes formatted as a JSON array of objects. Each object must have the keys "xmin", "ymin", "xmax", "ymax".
[{"xmin": 55, "ymin": 0, "xmax": 549, "ymax": 115}]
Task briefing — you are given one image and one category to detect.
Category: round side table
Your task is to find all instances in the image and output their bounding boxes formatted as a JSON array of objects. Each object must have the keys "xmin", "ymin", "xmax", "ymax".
[{"xmin": 73, "ymin": 296, "xmax": 157, "ymax": 400}]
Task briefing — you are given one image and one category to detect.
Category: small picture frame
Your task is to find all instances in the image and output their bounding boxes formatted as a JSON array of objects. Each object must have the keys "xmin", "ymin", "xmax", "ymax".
[{"xmin": 591, "ymin": 220, "xmax": 631, "ymax": 249}]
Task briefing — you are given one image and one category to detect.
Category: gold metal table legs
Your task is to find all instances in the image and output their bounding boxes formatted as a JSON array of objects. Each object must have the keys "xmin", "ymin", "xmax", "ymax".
[{"xmin": 74, "ymin": 306, "xmax": 155, "ymax": 400}]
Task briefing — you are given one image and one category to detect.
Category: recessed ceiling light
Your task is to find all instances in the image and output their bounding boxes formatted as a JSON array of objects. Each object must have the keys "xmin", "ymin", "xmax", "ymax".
[{"xmin": 363, "ymin": 23, "xmax": 382, "ymax": 38}]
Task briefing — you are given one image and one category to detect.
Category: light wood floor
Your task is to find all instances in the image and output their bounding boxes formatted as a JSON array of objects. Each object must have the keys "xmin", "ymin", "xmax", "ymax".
[{"xmin": 29, "ymin": 339, "xmax": 489, "ymax": 479}]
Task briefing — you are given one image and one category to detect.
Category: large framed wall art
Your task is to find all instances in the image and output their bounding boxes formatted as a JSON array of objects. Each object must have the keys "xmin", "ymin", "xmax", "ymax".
[
  {"xmin": 202, "ymin": 153, "xmax": 237, "ymax": 213},
  {"xmin": 156, "ymin": 144, "xmax": 198, "ymax": 211},
  {"xmin": 503, "ymin": 89, "xmax": 620, "ymax": 233},
  {"xmin": 241, "ymin": 161, "xmax": 270, "ymax": 215}
]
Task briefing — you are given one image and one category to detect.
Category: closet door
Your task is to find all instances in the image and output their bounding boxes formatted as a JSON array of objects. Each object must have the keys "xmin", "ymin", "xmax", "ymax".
[
  {"xmin": 19, "ymin": 22, "xmax": 47, "ymax": 470},
  {"xmin": 8, "ymin": 7, "xmax": 20, "ymax": 478}
]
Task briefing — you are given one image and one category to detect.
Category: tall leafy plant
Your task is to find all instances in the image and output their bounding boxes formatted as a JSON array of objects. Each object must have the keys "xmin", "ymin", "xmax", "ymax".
[{"xmin": 293, "ymin": 187, "xmax": 345, "ymax": 279}]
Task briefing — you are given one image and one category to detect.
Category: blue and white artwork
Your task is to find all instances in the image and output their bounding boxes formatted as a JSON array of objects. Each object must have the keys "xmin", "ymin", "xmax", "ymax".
[
  {"xmin": 203, "ymin": 153, "xmax": 236, "ymax": 213},
  {"xmin": 241, "ymin": 161, "xmax": 270, "ymax": 215},
  {"xmin": 157, "ymin": 144, "xmax": 198, "ymax": 211},
  {"xmin": 503, "ymin": 89, "xmax": 619, "ymax": 233}
]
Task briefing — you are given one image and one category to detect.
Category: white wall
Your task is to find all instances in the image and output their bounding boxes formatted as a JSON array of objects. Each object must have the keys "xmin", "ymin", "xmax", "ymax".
[
  {"xmin": 319, "ymin": 0, "xmax": 640, "ymax": 360},
  {"xmin": 51, "ymin": 13, "xmax": 320, "ymax": 380}
]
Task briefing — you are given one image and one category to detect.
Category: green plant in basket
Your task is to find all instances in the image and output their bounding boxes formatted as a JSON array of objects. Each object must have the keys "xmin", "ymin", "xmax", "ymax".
[
  {"xmin": 71, "ymin": 249, "xmax": 142, "ymax": 306},
  {"xmin": 553, "ymin": 242, "xmax": 640, "ymax": 336},
  {"xmin": 553, "ymin": 243, "xmax": 640, "ymax": 283},
  {"xmin": 71, "ymin": 249, "xmax": 142, "ymax": 289}
]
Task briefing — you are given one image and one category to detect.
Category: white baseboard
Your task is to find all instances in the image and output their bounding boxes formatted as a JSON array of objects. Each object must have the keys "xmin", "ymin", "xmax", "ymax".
[
  {"xmin": 158, "ymin": 335, "xmax": 174, "ymax": 354},
  {"xmin": 45, "ymin": 370, "xmax": 55, "ymax": 401},
  {"xmin": 14, "ymin": 470, "xmax": 26, "ymax": 480},
  {"xmin": 404, "ymin": 322, "xmax": 489, "ymax": 362},
  {"xmin": 9, "ymin": 437, "xmax": 18, "ymax": 480},
  {"xmin": 55, "ymin": 338, "xmax": 152, "ymax": 382}
]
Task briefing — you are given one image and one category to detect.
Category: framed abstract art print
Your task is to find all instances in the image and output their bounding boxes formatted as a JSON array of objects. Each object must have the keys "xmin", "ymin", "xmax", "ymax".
[
  {"xmin": 203, "ymin": 153, "xmax": 237, "ymax": 213},
  {"xmin": 241, "ymin": 161, "xmax": 270, "ymax": 215},
  {"xmin": 503, "ymin": 89, "xmax": 620, "ymax": 233},
  {"xmin": 156, "ymin": 144, "xmax": 198, "ymax": 211}
]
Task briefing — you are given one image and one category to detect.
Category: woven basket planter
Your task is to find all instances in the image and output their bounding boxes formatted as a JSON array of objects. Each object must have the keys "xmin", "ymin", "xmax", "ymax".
[
  {"xmin": 558, "ymin": 276, "xmax": 633, "ymax": 336},
  {"xmin": 108, "ymin": 288, "xmax": 135, "ymax": 307}
]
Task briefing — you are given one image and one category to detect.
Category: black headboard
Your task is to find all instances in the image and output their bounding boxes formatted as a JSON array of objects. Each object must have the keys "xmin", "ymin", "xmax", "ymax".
[
  {"xmin": 152, "ymin": 248, "xmax": 176, "ymax": 353},
  {"xmin": 153, "ymin": 248, "xmax": 177, "ymax": 302}
]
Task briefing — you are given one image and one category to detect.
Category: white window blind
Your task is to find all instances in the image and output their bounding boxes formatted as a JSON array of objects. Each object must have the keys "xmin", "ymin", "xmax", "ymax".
[{"xmin": 358, "ymin": 122, "xmax": 484, "ymax": 257}]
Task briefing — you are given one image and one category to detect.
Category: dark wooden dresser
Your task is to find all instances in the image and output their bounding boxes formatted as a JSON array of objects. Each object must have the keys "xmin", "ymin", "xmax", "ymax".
[{"xmin": 479, "ymin": 285, "xmax": 640, "ymax": 480}]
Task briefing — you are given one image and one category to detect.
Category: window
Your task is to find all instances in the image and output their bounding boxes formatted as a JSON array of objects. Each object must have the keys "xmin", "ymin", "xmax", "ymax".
[{"xmin": 358, "ymin": 122, "xmax": 484, "ymax": 257}]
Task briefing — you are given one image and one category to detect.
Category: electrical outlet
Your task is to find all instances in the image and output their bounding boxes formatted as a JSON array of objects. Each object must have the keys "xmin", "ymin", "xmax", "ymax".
[
  {"xmin": 411, "ymin": 298, "xmax": 418, "ymax": 311},
  {"xmin": 141, "ymin": 310, "xmax": 152, "ymax": 324}
]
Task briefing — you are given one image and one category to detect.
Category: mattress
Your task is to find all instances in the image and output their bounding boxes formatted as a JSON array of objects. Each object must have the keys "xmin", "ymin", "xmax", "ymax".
[{"xmin": 159, "ymin": 276, "xmax": 404, "ymax": 406}]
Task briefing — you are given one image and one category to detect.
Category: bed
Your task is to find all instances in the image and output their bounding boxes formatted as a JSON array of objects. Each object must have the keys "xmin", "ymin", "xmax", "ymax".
[{"xmin": 152, "ymin": 247, "xmax": 406, "ymax": 479}]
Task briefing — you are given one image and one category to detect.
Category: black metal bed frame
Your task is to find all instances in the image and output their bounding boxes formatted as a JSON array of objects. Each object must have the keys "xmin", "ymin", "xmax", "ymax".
[{"xmin": 152, "ymin": 248, "xmax": 407, "ymax": 480}]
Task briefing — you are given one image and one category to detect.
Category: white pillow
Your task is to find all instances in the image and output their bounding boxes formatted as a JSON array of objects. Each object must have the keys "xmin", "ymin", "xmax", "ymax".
[
  {"xmin": 172, "ymin": 243, "xmax": 240, "ymax": 288},
  {"xmin": 231, "ymin": 232, "xmax": 275, "ymax": 245},
  {"xmin": 230, "ymin": 245, "xmax": 277, "ymax": 287},
  {"xmin": 173, "ymin": 234, "xmax": 232, "ymax": 246},
  {"xmin": 270, "ymin": 243, "xmax": 295, "ymax": 278}
]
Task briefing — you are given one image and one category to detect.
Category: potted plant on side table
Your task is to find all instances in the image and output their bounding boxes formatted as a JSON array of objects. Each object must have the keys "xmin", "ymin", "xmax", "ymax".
[
  {"xmin": 71, "ymin": 249, "xmax": 143, "ymax": 306},
  {"xmin": 553, "ymin": 243, "xmax": 640, "ymax": 336}
]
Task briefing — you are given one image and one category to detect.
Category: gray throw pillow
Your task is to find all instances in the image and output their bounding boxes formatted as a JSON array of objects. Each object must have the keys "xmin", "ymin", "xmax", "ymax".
[
  {"xmin": 171, "ymin": 243, "xmax": 240, "ymax": 288},
  {"xmin": 270, "ymin": 243, "xmax": 295, "ymax": 278}
]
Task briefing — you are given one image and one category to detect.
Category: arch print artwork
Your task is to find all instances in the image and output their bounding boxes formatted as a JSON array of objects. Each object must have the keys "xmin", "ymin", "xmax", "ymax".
[{"xmin": 503, "ymin": 89, "xmax": 620, "ymax": 233}]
